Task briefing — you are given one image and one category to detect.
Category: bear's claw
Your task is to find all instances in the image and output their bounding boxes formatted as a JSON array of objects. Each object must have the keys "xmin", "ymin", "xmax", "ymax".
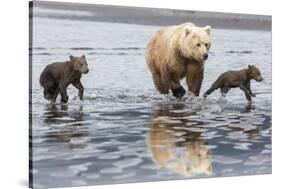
[
  {"xmin": 61, "ymin": 96, "xmax": 69, "ymax": 103},
  {"xmin": 172, "ymin": 86, "xmax": 186, "ymax": 98}
]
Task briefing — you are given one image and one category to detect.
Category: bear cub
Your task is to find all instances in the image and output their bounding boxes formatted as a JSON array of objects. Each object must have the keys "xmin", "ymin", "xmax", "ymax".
[
  {"xmin": 39, "ymin": 55, "xmax": 89, "ymax": 103},
  {"xmin": 203, "ymin": 65, "xmax": 263, "ymax": 101}
]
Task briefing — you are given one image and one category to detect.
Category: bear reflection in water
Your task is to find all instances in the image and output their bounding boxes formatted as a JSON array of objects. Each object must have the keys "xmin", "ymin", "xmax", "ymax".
[
  {"xmin": 147, "ymin": 106, "xmax": 212, "ymax": 176},
  {"xmin": 42, "ymin": 104, "xmax": 89, "ymax": 147}
]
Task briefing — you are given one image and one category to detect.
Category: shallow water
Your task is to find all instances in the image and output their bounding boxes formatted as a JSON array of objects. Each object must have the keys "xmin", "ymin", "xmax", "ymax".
[{"xmin": 30, "ymin": 13, "xmax": 271, "ymax": 189}]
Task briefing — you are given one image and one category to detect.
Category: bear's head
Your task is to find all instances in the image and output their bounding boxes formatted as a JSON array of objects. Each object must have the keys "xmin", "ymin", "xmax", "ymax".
[
  {"xmin": 179, "ymin": 25, "xmax": 211, "ymax": 62},
  {"xmin": 70, "ymin": 55, "xmax": 89, "ymax": 74},
  {"xmin": 248, "ymin": 65, "xmax": 263, "ymax": 82}
]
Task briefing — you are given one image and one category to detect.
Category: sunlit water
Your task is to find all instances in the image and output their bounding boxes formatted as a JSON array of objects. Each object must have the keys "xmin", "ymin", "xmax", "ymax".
[{"xmin": 30, "ymin": 15, "xmax": 271, "ymax": 188}]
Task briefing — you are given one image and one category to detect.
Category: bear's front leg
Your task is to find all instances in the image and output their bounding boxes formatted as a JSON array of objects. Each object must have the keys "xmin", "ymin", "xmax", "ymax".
[
  {"xmin": 72, "ymin": 81, "xmax": 84, "ymax": 100},
  {"xmin": 244, "ymin": 91, "xmax": 252, "ymax": 102},
  {"xmin": 59, "ymin": 83, "xmax": 69, "ymax": 103},
  {"xmin": 240, "ymin": 84, "xmax": 252, "ymax": 101},
  {"xmin": 246, "ymin": 82, "xmax": 256, "ymax": 97},
  {"xmin": 171, "ymin": 81, "xmax": 186, "ymax": 98},
  {"xmin": 172, "ymin": 86, "xmax": 186, "ymax": 98},
  {"xmin": 186, "ymin": 63, "xmax": 204, "ymax": 96}
]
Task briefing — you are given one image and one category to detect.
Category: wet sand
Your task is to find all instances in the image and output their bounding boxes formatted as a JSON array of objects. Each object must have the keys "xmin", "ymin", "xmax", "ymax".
[{"xmin": 30, "ymin": 1, "xmax": 271, "ymax": 31}]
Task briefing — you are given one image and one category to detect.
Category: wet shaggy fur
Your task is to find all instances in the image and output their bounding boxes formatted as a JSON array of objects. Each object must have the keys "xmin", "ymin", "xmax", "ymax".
[
  {"xmin": 203, "ymin": 65, "xmax": 263, "ymax": 101},
  {"xmin": 146, "ymin": 22, "xmax": 211, "ymax": 98},
  {"xmin": 39, "ymin": 55, "xmax": 89, "ymax": 103}
]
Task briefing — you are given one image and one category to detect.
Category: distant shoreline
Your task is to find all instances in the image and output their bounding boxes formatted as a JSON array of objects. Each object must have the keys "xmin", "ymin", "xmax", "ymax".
[{"xmin": 30, "ymin": 1, "xmax": 272, "ymax": 31}]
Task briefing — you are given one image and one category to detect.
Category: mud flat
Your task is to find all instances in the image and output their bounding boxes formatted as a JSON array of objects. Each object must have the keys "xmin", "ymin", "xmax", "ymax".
[{"xmin": 30, "ymin": 1, "xmax": 271, "ymax": 31}]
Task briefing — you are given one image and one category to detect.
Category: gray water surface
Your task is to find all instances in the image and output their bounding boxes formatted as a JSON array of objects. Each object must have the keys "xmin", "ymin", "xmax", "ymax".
[{"xmin": 30, "ymin": 15, "xmax": 271, "ymax": 188}]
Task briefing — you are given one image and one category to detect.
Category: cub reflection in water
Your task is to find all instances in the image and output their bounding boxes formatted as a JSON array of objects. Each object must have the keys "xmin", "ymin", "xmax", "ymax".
[
  {"xmin": 42, "ymin": 103, "xmax": 89, "ymax": 147},
  {"xmin": 147, "ymin": 107, "xmax": 212, "ymax": 176}
]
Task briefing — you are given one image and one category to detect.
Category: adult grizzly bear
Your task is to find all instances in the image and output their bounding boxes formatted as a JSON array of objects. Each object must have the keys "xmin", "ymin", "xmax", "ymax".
[
  {"xmin": 39, "ymin": 55, "xmax": 89, "ymax": 103},
  {"xmin": 146, "ymin": 22, "xmax": 211, "ymax": 98}
]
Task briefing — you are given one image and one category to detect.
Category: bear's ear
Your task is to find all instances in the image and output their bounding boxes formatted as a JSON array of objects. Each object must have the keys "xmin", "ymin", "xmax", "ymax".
[
  {"xmin": 81, "ymin": 54, "xmax": 86, "ymax": 59},
  {"xmin": 204, "ymin": 25, "xmax": 211, "ymax": 35},
  {"xmin": 69, "ymin": 55, "xmax": 74, "ymax": 61},
  {"xmin": 184, "ymin": 25, "xmax": 193, "ymax": 36},
  {"xmin": 248, "ymin": 65, "xmax": 253, "ymax": 70}
]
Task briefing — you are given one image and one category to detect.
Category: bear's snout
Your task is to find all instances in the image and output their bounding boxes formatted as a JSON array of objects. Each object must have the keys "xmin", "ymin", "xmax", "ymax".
[
  {"xmin": 83, "ymin": 68, "xmax": 89, "ymax": 74},
  {"xmin": 256, "ymin": 76, "xmax": 263, "ymax": 82},
  {"xmin": 203, "ymin": 53, "xmax": 208, "ymax": 60}
]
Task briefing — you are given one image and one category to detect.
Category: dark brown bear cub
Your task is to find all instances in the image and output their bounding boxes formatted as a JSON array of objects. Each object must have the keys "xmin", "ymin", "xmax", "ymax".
[
  {"xmin": 203, "ymin": 65, "xmax": 263, "ymax": 101},
  {"xmin": 39, "ymin": 55, "xmax": 89, "ymax": 103}
]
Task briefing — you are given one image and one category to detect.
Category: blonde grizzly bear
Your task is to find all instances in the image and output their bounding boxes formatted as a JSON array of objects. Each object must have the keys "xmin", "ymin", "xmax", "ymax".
[{"xmin": 146, "ymin": 23, "xmax": 211, "ymax": 98}]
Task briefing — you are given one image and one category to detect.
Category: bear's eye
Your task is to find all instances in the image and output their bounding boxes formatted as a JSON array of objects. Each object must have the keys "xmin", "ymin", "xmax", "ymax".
[
  {"xmin": 205, "ymin": 43, "xmax": 208, "ymax": 47},
  {"xmin": 196, "ymin": 43, "xmax": 201, "ymax": 47}
]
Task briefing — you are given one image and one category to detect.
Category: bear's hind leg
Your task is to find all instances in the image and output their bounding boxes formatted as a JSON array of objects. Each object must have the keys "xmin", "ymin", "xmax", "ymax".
[
  {"xmin": 203, "ymin": 76, "xmax": 223, "ymax": 98},
  {"xmin": 152, "ymin": 72, "xmax": 169, "ymax": 94},
  {"xmin": 43, "ymin": 86, "xmax": 59, "ymax": 102},
  {"xmin": 42, "ymin": 76, "xmax": 57, "ymax": 101},
  {"xmin": 43, "ymin": 88, "xmax": 52, "ymax": 101},
  {"xmin": 203, "ymin": 83, "xmax": 221, "ymax": 98},
  {"xmin": 51, "ymin": 87, "xmax": 59, "ymax": 103},
  {"xmin": 220, "ymin": 87, "xmax": 229, "ymax": 97}
]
